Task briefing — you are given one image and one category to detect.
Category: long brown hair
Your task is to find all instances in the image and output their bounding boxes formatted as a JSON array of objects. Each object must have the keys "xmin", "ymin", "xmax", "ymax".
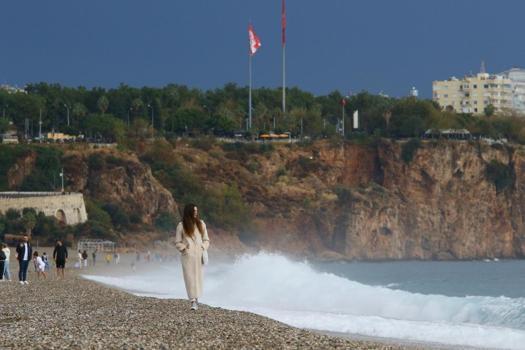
[{"xmin": 182, "ymin": 203, "xmax": 203, "ymax": 237}]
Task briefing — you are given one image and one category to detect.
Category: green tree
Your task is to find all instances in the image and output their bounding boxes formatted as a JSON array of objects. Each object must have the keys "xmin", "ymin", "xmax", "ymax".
[
  {"xmin": 84, "ymin": 114, "xmax": 126, "ymax": 142},
  {"xmin": 155, "ymin": 212, "xmax": 178, "ymax": 232},
  {"xmin": 21, "ymin": 208, "xmax": 37, "ymax": 235},
  {"xmin": 131, "ymin": 98, "xmax": 144, "ymax": 115},
  {"xmin": 97, "ymin": 96, "xmax": 110, "ymax": 115},
  {"xmin": 484, "ymin": 104, "xmax": 496, "ymax": 117},
  {"xmin": 0, "ymin": 117, "xmax": 9, "ymax": 133},
  {"xmin": 72, "ymin": 102, "xmax": 88, "ymax": 119}
]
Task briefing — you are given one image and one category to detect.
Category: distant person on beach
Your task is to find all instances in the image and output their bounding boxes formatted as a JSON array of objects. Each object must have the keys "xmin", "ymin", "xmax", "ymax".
[
  {"xmin": 1, "ymin": 243, "xmax": 11, "ymax": 281},
  {"xmin": 77, "ymin": 250, "xmax": 83, "ymax": 269},
  {"xmin": 82, "ymin": 250, "xmax": 88, "ymax": 268},
  {"xmin": 53, "ymin": 240, "xmax": 68, "ymax": 279},
  {"xmin": 42, "ymin": 252, "xmax": 50, "ymax": 272},
  {"xmin": 0, "ymin": 246, "xmax": 6, "ymax": 281},
  {"xmin": 105, "ymin": 253, "xmax": 112, "ymax": 264},
  {"xmin": 33, "ymin": 251, "xmax": 47, "ymax": 280},
  {"xmin": 175, "ymin": 203, "xmax": 210, "ymax": 311},
  {"xmin": 16, "ymin": 235, "xmax": 32, "ymax": 284},
  {"xmin": 92, "ymin": 250, "xmax": 97, "ymax": 266}
]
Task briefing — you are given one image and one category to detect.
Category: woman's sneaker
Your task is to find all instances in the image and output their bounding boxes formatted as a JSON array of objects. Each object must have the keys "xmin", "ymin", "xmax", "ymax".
[{"xmin": 191, "ymin": 301, "xmax": 198, "ymax": 310}]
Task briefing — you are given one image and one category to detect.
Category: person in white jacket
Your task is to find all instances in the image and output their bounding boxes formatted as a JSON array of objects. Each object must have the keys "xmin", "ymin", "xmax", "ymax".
[
  {"xmin": 32, "ymin": 251, "xmax": 47, "ymax": 280},
  {"xmin": 1, "ymin": 243, "xmax": 11, "ymax": 281},
  {"xmin": 174, "ymin": 204, "xmax": 210, "ymax": 311}
]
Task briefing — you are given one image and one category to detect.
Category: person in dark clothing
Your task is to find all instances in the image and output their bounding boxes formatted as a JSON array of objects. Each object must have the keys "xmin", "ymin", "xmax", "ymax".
[
  {"xmin": 53, "ymin": 240, "xmax": 68, "ymax": 279},
  {"xmin": 15, "ymin": 235, "xmax": 32, "ymax": 284},
  {"xmin": 0, "ymin": 248, "xmax": 6, "ymax": 281}
]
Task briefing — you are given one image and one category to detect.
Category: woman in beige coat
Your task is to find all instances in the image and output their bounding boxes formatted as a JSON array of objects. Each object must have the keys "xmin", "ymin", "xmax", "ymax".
[{"xmin": 175, "ymin": 203, "xmax": 210, "ymax": 310}]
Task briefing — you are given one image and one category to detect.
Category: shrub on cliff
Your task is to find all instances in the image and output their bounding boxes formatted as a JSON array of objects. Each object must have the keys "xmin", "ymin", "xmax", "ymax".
[
  {"xmin": 85, "ymin": 200, "xmax": 113, "ymax": 228},
  {"xmin": 0, "ymin": 145, "xmax": 33, "ymax": 190},
  {"xmin": 102, "ymin": 203, "xmax": 130, "ymax": 229},
  {"xmin": 222, "ymin": 142, "xmax": 274, "ymax": 161},
  {"xmin": 88, "ymin": 153, "xmax": 105, "ymax": 171},
  {"xmin": 203, "ymin": 184, "xmax": 249, "ymax": 230},
  {"xmin": 295, "ymin": 156, "xmax": 317, "ymax": 177},
  {"xmin": 486, "ymin": 160, "xmax": 514, "ymax": 193},
  {"xmin": 0, "ymin": 145, "xmax": 63, "ymax": 191},
  {"xmin": 19, "ymin": 146, "xmax": 63, "ymax": 191},
  {"xmin": 155, "ymin": 211, "xmax": 178, "ymax": 232},
  {"xmin": 190, "ymin": 137, "xmax": 216, "ymax": 151},
  {"xmin": 401, "ymin": 138, "xmax": 421, "ymax": 163}
]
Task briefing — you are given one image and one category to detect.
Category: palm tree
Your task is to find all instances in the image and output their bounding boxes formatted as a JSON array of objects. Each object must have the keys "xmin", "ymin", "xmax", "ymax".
[
  {"xmin": 97, "ymin": 96, "xmax": 109, "ymax": 115},
  {"xmin": 72, "ymin": 103, "xmax": 87, "ymax": 119}
]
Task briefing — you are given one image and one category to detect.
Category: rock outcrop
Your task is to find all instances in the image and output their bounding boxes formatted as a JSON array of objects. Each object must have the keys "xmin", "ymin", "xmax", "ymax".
[{"xmin": 63, "ymin": 149, "xmax": 178, "ymax": 225}]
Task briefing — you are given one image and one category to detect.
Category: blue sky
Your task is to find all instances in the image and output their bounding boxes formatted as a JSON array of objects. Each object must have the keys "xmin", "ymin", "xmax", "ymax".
[{"xmin": 1, "ymin": 0, "xmax": 524, "ymax": 98}]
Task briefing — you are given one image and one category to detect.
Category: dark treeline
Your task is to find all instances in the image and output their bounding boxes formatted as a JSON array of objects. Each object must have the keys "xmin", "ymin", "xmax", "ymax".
[{"xmin": 1, "ymin": 82, "xmax": 525, "ymax": 143}]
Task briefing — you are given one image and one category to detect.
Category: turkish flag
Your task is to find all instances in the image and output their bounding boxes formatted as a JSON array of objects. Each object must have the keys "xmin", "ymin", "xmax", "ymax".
[{"xmin": 248, "ymin": 24, "xmax": 261, "ymax": 56}]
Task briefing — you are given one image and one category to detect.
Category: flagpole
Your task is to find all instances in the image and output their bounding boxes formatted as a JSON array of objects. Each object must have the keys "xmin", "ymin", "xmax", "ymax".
[
  {"xmin": 281, "ymin": 44, "xmax": 285, "ymax": 126},
  {"xmin": 281, "ymin": 0, "xmax": 286, "ymax": 128},
  {"xmin": 249, "ymin": 52, "xmax": 252, "ymax": 130}
]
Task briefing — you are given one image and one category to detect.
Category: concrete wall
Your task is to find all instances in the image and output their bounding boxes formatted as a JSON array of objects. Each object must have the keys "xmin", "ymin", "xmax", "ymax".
[{"xmin": 0, "ymin": 192, "xmax": 88, "ymax": 225}]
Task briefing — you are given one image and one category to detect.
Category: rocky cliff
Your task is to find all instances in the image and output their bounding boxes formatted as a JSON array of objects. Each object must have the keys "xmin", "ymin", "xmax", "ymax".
[
  {"xmin": 5, "ymin": 140, "xmax": 523, "ymax": 260},
  {"xmin": 62, "ymin": 149, "xmax": 178, "ymax": 225},
  {"xmin": 167, "ymin": 139, "xmax": 525, "ymax": 260}
]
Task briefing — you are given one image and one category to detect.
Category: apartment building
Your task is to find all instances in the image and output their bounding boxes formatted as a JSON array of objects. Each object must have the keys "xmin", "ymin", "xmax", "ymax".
[
  {"xmin": 500, "ymin": 68, "xmax": 525, "ymax": 114},
  {"xmin": 433, "ymin": 73, "xmax": 513, "ymax": 115}
]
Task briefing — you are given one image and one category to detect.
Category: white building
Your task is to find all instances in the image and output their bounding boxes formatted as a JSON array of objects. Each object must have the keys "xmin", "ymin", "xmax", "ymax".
[{"xmin": 499, "ymin": 68, "xmax": 525, "ymax": 114}]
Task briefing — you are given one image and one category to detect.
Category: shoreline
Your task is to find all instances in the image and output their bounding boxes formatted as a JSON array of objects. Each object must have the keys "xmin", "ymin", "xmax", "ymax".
[{"xmin": 1, "ymin": 262, "xmax": 417, "ymax": 350}]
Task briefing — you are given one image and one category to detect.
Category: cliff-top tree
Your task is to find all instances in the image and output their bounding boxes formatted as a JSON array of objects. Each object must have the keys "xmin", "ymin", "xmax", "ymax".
[
  {"xmin": 97, "ymin": 96, "xmax": 109, "ymax": 115},
  {"xmin": 484, "ymin": 104, "xmax": 496, "ymax": 117}
]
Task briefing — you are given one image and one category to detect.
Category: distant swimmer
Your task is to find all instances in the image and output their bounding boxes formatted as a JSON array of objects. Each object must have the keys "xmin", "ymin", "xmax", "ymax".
[{"xmin": 174, "ymin": 203, "xmax": 210, "ymax": 311}]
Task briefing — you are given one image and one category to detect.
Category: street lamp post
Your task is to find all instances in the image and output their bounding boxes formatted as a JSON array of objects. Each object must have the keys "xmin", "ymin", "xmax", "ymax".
[
  {"xmin": 64, "ymin": 104, "xmax": 70, "ymax": 127},
  {"xmin": 59, "ymin": 168, "xmax": 64, "ymax": 193},
  {"xmin": 39, "ymin": 108, "xmax": 43, "ymax": 142}
]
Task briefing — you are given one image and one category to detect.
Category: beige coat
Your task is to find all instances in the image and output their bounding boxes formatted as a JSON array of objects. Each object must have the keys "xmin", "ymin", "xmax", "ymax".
[{"xmin": 174, "ymin": 220, "xmax": 210, "ymax": 299}]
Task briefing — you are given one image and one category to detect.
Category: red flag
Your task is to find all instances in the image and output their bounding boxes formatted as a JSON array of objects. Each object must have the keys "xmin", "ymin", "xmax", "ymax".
[
  {"xmin": 281, "ymin": 0, "xmax": 286, "ymax": 46},
  {"xmin": 248, "ymin": 24, "xmax": 261, "ymax": 56},
  {"xmin": 341, "ymin": 98, "xmax": 347, "ymax": 106}
]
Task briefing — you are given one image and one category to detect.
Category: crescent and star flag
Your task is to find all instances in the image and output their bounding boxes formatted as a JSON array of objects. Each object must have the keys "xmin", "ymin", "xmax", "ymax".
[
  {"xmin": 282, "ymin": 0, "xmax": 286, "ymax": 46},
  {"xmin": 248, "ymin": 24, "xmax": 261, "ymax": 56}
]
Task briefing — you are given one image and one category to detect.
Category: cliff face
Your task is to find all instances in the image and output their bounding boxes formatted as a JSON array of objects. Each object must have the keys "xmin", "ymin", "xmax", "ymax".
[
  {"xmin": 6, "ymin": 140, "xmax": 522, "ymax": 260},
  {"xmin": 62, "ymin": 149, "xmax": 178, "ymax": 225},
  {"xmin": 172, "ymin": 140, "xmax": 525, "ymax": 260},
  {"xmin": 328, "ymin": 141, "xmax": 522, "ymax": 260}
]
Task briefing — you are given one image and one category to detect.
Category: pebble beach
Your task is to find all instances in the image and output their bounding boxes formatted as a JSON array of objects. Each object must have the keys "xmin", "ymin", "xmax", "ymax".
[{"xmin": 0, "ymin": 261, "xmax": 417, "ymax": 350}]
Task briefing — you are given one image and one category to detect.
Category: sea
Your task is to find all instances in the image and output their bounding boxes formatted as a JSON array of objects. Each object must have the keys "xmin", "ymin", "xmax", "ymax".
[{"xmin": 83, "ymin": 253, "xmax": 525, "ymax": 350}]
